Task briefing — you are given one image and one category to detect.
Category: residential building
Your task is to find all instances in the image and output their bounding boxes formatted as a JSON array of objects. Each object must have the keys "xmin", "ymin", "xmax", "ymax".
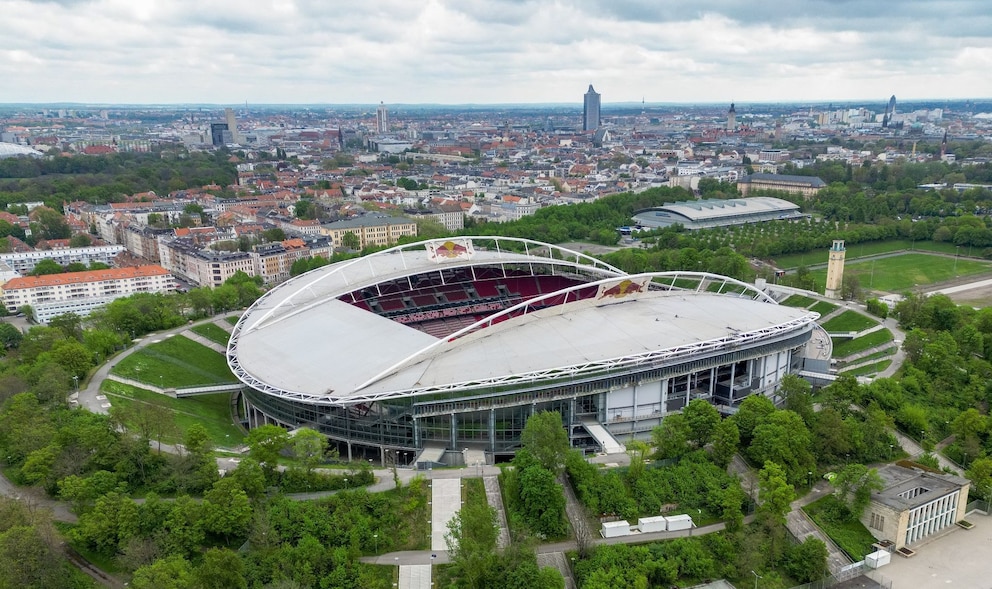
[
  {"xmin": 251, "ymin": 236, "xmax": 333, "ymax": 284},
  {"xmin": 319, "ymin": 215, "xmax": 418, "ymax": 249},
  {"xmin": 159, "ymin": 239, "xmax": 254, "ymax": 287},
  {"xmin": 0, "ymin": 244, "xmax": 125, "ymax": 274},
  {"xmin": 376, "ymin": 102, "xmax": 389, "ymax": 134},
  {"xmin": 403, "ymin": 205, "xmax": 465, "ymax": 232},
  {"xmin": 1, "ymin": 265, "xmax": 173, "ymax": 323}
]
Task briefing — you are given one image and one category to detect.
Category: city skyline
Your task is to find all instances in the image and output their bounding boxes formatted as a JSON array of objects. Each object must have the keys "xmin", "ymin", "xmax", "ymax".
[{"xmin": 2, "ymin": 0, "xmax": 992, "ymax": 105}]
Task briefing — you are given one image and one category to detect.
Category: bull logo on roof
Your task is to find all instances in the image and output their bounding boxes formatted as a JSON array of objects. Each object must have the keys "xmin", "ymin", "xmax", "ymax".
[
  {"xmin": 426, "ymin": 239, "xmax": 475, "ymax": 262},
  {"xmin": 597, "ymin": 278, "xmax": 648, "ymax": 300}
]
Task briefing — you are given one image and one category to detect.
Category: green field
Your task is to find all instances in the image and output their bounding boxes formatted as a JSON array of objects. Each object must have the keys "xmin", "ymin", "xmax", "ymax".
[
  {"xmin": 111, "ymin": 335, "xmax": 237, "ymax": 388},
  {"xmin": 809, "ymin": 300, "xmax": 838, "ymax": 316},
  {"xmin": 225, "ymin": 315, "xmax": 240, "ymax": 325},
  {"xmin": 843, "ymin": 360, "xmax": 893, "ymax": 376},
  {"xmin": 781, "ymin": 294, "xmax": 817, "ymax": 308},
  {"xmin": 803, "ymin": 495, "xmax": 878, "ymax": 560},
  {"xmin": 101, "ymin": 380, "xmax": 244, "ymax": 448},
  {"xmin": 832, "ymin": 329, "xmax": 894, "ymax": 358},
  {"xmin": 190, "ymin": 322, "xmax": 231, "ymax": 347},
  {"xmin": 772, "ymin": 239, "xmax": 965, "ymax": 269},
  {"xmin": 838, "ymin": 347, "xmax": 896, "ymax": 368},
  {"xmin": 820, "ymin": 310, "xmax": 879, "ymax": 333},
  {"xmin": 811, "ymin": 253, "xmax": 992, "ymax": 294}
]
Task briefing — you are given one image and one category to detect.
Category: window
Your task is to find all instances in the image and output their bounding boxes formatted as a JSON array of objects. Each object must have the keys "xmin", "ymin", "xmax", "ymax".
[{"xmin": 869, "ymin": 512, "xmax": 885, "ymax": 531}]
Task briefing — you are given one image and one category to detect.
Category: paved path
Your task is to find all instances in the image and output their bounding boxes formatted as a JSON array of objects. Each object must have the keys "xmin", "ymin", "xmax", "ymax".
[
  {"xmin": 431, "ymin": 479, "xmax": 461, "ymax": 551},
  {"xmin": 398, "ymin": 564, "xmax": 431, "ymax": 589},
  {"xmin": 181, "ymin": 330, "xmax": 227, "ymax": 354},
  {"xmin": 483, "ymin": 476, "xmax": 510, "ymax": 549},
  {"xmin": 537, "ymin": 552, "xmax": 577, "ymax": 589},
  {"xmin": 786, "ymin": 481, "xmax": 852, "ymax": 575}
]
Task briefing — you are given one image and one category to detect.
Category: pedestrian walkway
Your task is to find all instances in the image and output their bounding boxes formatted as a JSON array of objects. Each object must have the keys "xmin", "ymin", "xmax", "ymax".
[
  {"xmin": 786, "ymin": 482, "xmax": 852, "ymax": 575},
  {"xmin": 181, "ymin": 330, "xmax": 227, "ymax": 354},
  {"xmin": 431, "ymin": 479, "xmax": 461, "ymax": 551},
  {"xmin": 398, "ymin": 564, "xmax": 431, "ymax": 589},
  {"xmin": 483, "ymin": 476, "xmax": 510, "ymax": 549},
  {"xmin": 213, "ymin": 318, "xmax": 235, "ymax": 332}
]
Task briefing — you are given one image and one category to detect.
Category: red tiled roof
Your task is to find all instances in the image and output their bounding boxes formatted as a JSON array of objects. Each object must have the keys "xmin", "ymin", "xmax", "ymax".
[{"xmin": 3, "ymin": 265, "xmax": 171, "ymax": 290}]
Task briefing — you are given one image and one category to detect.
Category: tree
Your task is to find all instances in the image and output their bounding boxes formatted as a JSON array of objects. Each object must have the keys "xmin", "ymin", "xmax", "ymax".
[
  {"xmin": 69, "ymin": 233, "xmax": 93, "ymax": 247},
  {"xmin": 0, "ymin": 323, "xmax": 22, "ymax": 350},
  {"xmin": 518, "ymin": 462, "xmax": 568, "ymax": 538},
  {"xmin": 683, "ymin": 398, "xmax": 720, "ymax": 448},
  {"xmin": 783, "ymin": 537, "xmax": 828, "ymax": 583},
  {"xmin": 262, "ymin": 227, "xmax": 286, "ymax": 242},
  {"xmin": 652, "ymin": 413, "xmax": 691, "ymax": 460},
  {"xmin": 710, "ymin": 418, "xmax": 739, "ymax": 468},
  {"xmin": 246, "ymin": 424, "xmax": 290, "ymax": 478},
  {"xmin": 341, "ymin": 231, "xmax": 360, "ymax": 250},
  {"xmin": 194, "ymin": 548, "xmax": 247, "ymax": 589},
  {"xmin": 757, "ymin": 461, "xmax": 794, "ymax": 527},
  {"xmin": 733, "ymin": 394, "xmax": 776, "ymax": 446},
  {"xmin": 0, "ymin": 524, "xmax": 68, "ymax": 589},
  {"xmin": 749, "ymin": 410, "xmax": 816, "ymax": 486},
  {"xmin": 779, "ymin": 374, "xmax": 815, "ymax": 426},
  {"xmin": 520, "ymin": 411, "xmax": 569, "ymax": 474},
  {"xmin": 445, "ymin": 495, "xmax": 499, "ymax": 588},
  {"xmin": 291, "ymin": 427, "xmax": 327, "ymax": 473},
  {"xmin": 131, "ymin": 554, "xmax": 195, "ymax": 589},
  {"xmin": 830, "ymin": 463, "xmax": 885, "ymax": 518},
  {"xmin": 203, "ymin": 477, "xmax": 252, "ymax": 541},
  {"xmin": 29, "ymin": 259, "xmax": 63, "ymax": 276}
]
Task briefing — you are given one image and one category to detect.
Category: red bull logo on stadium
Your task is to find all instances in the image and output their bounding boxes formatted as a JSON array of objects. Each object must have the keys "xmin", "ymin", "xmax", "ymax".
[
  {"xmin": 427, "ymin": 239, "xmax": 475, "ymax": 262},
  {"xmin": 597, "ymin": 278, "xmax": 647, "ymax": 300}
]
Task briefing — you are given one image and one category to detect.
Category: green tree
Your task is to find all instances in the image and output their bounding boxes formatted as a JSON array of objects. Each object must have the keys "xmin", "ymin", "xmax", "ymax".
[
  {"xmin": 131, "ymin": 554, "xmax": 195, "ymax": 589},
  {"xmin": 733, "ymin": 394, "xmax": 776, "ymax": 446},
  {"xmin": 830, "ymin": 463, "xmax": 885, "ymax": 518},
  {"xmin": 203, "ymin": 478, "xmax": 252, "ymax": 541},
  {"xmin": 757, "ymin": 461, "xmax": 794, "ymax": 527},
  {"xmin": 245, "ymin": 424, "xmax": 290, "ymax": 479},
  {"xmin": 0, "ymin": 524, "xmax": 69, "ymax": 589},
  {"xmin": 291, "ymin": 427, "xmax": 327, "ymax": 474},
  {"xmin": 710, "ymin": 418, "xmax": 739, "ymax": 468},
  {"xmin": 0, "ymin": 323, "xmax": 22, "ymax": 350},
  {"xmin": 652, "ymin": 413, "xmax": 690, "ymax": 460},
  {"xmin": 749, "ymin": 410, "xmax": 815, "ymax": 486},
  {"xmin": 445, "ymin": 494, "xmax": 499, "ymax": 588},
  {"xmin": 683, "ymin": 398, "xmax": 720, "ymax": 448},
  {"xmin": 29, "ymin": 259, "xmax": 63, "ymax": 276},
  {"xmin": 783, "ymin": 537, "xmax": 829, "ymax": 583},
  {"xmin": 194, "ymin": 548, "xmax": 247, "ymax": 589},
  {"xmin": 341, "ymin": 231, "xmax": 361, "ymax": 250},
  {"xmin": 779, "ymin": 374, "xmax": 814, "ymax": 426},
  {"xmin": 520, "ymin": 411, "xmax": 569, "ymax": 474}
]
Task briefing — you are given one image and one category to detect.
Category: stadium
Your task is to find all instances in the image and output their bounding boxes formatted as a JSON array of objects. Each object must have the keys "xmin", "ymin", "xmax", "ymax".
[
  {"xmin": 228, "ymin": 237, "xmax": 824, "ymax": 465},
  {"xmin": 631, "ymin": 196, "xmax": 803, "ymax": 230}
]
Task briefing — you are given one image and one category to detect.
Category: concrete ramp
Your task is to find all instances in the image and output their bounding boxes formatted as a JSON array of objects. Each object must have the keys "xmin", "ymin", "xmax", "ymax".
[
  {"xmin": 399, "ymin": 565, "xmax": 432, "ymax": 589},
  {"xmin": 416, "ymin": 446, "xmax": 445, "ymax": 469},
  {"xmin": 431, "ymin": 479, "xmax": 461, "ymax": 551},
  {"xmin": 583, "ymin": 420, "xmax": 626, "ymax": 454}
]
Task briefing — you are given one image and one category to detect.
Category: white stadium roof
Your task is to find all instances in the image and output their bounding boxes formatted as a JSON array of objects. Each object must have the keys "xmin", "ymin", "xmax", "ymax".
[
  {"xmin": 229, "ymin": 238, "xmax": 817, "ymax": 405},
  {"xmin": 0, "ymin": 142, "xmax": 43, "ymax": 158}
]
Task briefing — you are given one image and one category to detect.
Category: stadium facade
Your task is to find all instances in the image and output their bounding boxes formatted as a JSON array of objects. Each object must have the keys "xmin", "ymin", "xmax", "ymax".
[
  {"xmin": 632, "ymin": 197, "xmax": 802, "ymax": 230},
  {"xmin": 228, "ymin": 237, "xmax": 825, "ymax": 464}
]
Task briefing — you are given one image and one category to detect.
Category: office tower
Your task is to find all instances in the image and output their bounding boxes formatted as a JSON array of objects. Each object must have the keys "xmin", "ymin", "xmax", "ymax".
[
  {"xmin": 224, "ymin": 108, "xmax": 241, "ymax": 144},
  {"xmin": 210, "ymin": 123, "xmax": 230, "ymax": 147},
  {"xmin": 727, "ymin": 102, "xmax": 737, "ymax": 132},
  {"xmin": 583, "ymin": 85, "xmax": 601, "ymax": 132},
  {"xmin": 376, "ymin": 102, "xmax": 388, "ymax": 134}
]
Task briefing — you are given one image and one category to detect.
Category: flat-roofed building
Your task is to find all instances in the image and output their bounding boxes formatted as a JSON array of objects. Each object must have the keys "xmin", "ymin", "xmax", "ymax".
[
  {"xmin": 737, "ymin": 173, "xmax": 826, "ymax": 198},
  {"xmin": 0, "ymin": 244, "xmax": 125, "ymax": 274},
  {"xmin": 1, "ymin": 265, "xmax": 173, "ymax": 323},
  {"xmin": 632, "ymin": 197, "xmax": 801, "ymax": 230},
  {"xmin": 861, "ymin": 464, "xmax": 970, "ymax": 551},
  {"xmin": 160, "ymin": 239, "xmax": 254, "ymax": 287}
]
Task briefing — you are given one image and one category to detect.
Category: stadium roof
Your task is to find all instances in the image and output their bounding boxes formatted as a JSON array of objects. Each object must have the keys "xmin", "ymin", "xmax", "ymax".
[
  {"xmin": 632, "ymin": 197, "xmax": 800, "ymax": 229},
  {"xmin": 229, "ymin": 237, "xmax": 817, "ymax": 405},
  {"xmin": 0, "ymin": 142, "xmax": 42, "ymax": 159},
  {"xmin": 740, "ymin": 173, "xmax": 826, "ymax": 187}
]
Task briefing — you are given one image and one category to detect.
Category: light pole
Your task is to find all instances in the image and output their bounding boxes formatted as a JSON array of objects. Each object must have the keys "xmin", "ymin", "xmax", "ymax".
[
  {"xmin": 808, "ymin": 471, "xmax": 813, "ymax": 488},
  {"xmin": 752, "ymin": 570, "xmax": 761, "ymax": 589},
  {"xmin": 374, "ymin": 533, "xmax": 378, "ymax": 555},
  {"xmin": 72, "ymin": 375, "xmax": 79, "ymax": 392}
]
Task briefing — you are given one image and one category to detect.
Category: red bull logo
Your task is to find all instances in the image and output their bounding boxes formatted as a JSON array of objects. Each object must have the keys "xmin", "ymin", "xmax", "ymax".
[
  {"xmin": 436, "ymin": 240, "xmax": 469, "ymax": 258},
  {"xmin": 598, "ymin": 279, "xmax": 645, "ymax": 299}
]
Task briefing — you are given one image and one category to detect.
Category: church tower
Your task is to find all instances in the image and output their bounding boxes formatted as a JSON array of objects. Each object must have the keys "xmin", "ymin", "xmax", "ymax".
[
  {"xmin": 824, "ymin": 240, "xmax": 846, "ymax": 299},
  {"xmin": 727, "ymin": 102, "xmax": 737, "ymax": 132}
]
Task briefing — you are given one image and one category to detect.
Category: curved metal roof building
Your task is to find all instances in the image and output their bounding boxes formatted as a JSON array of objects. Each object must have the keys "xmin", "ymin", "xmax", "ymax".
[
  {"xmin": 229, "ymin": 237, "xmax": 821, "ymax": 464},
  {"xmin": 632, "ymin": 196, "xmax": 801, "ymax": 230}
]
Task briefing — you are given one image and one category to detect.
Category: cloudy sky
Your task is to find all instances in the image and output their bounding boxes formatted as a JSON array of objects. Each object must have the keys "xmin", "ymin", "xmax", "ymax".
[{"xmin": 2, "ymin": 0, "xmax": 991, "ymax": 105}]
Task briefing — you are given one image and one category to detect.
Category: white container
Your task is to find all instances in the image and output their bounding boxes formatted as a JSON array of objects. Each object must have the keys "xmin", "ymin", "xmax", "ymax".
[
  {"xmin": 865, "ymin": 550, "xmax": 891, "ymax": 569},
  {"xmin": 638, "ymin": 516, "xmax": 668, "ymax": 533},
  {"xmin": 665, "ymin": 514, "xmax": 693, "ymax": 531},
  {"xmin": 601, "ymin": 520, "xmax": 631, "ymax": 538}
]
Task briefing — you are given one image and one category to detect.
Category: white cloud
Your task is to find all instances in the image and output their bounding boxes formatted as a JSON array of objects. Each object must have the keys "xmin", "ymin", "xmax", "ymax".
[{"xmin": 0, "ymin": 0, "xmax": 989, "ymax": 103}]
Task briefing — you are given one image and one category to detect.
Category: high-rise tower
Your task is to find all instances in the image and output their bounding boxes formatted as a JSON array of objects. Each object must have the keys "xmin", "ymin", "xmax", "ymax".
[
  {"xmin": 824, "ymin": 240, "xmax": 846, "ymax": 299},
  {"xmin": 224, "ymin": 108, "xmax": 241, "ymax": 144},
  {"xmin": 727, "ymin": 102, "xmax": 737, "ymax": 132},
  {"xmin": 376, "ymin": 102, "xmax": 389, "ymax": 134},
  {"xmin": 583, "ymin": 85, "xmax": 601, "ymax": 132}
]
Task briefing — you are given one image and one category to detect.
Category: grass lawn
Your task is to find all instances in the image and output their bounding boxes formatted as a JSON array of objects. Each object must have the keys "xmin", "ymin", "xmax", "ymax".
[
  {"xmin": 820, "ymin": 310, "xmax": 878, "ymax": 333},
  {"xmin": 811, "ymin": 253, "xmax": 992, "ymax": 294},
  {"xmin": 781, "ymin": 294, "xmax": 817, "ymax": 308},
  {"xmin": 832, "ymin": 329, "xmax": 894, "ymax": 358},
  {"xmin": 189, "ymin": 322, "xmax": 231, "ymax": 347},
  {"xmin": 838, "ymin": 347, "xmax": 896, "ymax": 367},
  {"xmin": 225, "ymin": 315, "xmax": 240, "ymax": 325},
  {"xmin": 101, "ymin": 380, "xmax": 244, "ymax": 448},
  {"xmin": 809, "ymin": 300, "xmax": 838, "ymax": 316},
  {"xmin": 111, "ymin": 335, "xmax": 237, "ymax": 388},
  {"xmin": 843, "ymin": 360, "xmax": 893, "ymax": 376},
  {"xmin": 772, "ymin": 239, "xmax": 964, "ymax": 269},
  {"xmin": 803, "ymin": 495, "xmax": 878, "ymax": 560}
]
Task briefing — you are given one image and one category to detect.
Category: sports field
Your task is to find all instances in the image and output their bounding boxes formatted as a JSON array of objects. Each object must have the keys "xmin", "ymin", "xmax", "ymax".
[{"xmin": 811, "ymin": 253, "xmax": 992, "ymax": 294}]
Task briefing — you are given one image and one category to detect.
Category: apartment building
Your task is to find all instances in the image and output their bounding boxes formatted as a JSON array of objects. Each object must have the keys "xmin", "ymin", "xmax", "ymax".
[
  {"xmin": 251, "ymin": 236, "xmax": 333, "ymax": 284},
  {"xmin": 0, "ymin": 244, "xmax": 125, "ymax": 274},
  {"xmin": 1, "ymin": 265, "xmax": 174, "ymax": 323},
  {"xmin": 159, "ymin": 239, "xmax": 254, "ymax": 287},
  {"xmin": 319, "ymin": 215, "xmax": 418, "ymax": 249}
]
